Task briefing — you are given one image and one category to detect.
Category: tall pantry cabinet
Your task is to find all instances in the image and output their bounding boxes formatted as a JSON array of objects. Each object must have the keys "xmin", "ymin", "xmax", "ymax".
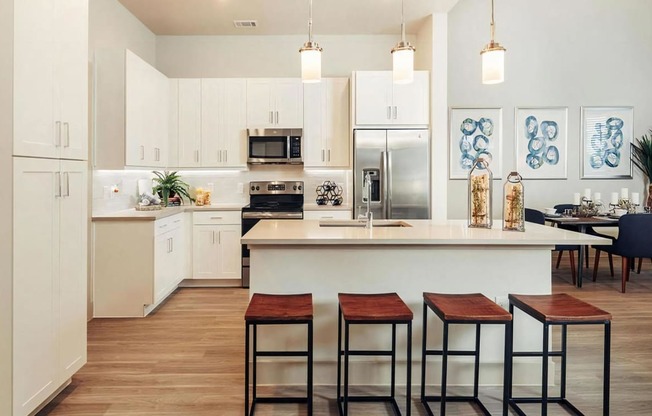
[{"xmin": 2, "ymin": 0, "xmax": 89, "ymax": 415}]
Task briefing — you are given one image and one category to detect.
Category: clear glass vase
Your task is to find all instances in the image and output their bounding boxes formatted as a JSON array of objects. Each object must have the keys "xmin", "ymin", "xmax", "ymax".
[
  {"xmin": 468, "ymin": 158, "xmax": 493, "ymax": 228},
  {"xmin": 503, "ymin": 171, "xmax": 525, "ymax": 231}
]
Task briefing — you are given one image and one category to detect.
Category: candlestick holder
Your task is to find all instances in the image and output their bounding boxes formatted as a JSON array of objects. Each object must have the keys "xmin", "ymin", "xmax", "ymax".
[
  {"xmin": 616, "ymin": 198, "xmax": 638, "ymax": 214},
  {"xmin": 578, "ymin": 197, "xmax": 601, "ymax": 217}
]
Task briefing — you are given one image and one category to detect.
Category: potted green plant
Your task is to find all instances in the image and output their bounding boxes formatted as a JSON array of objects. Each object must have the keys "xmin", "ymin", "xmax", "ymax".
[
  {"xmin": 631, "ymin": 129, "xmax": 652, "ymax": 208},
  {"xmin": 152, "ymin": 171, "xmax": 194, "ymax": 206}
]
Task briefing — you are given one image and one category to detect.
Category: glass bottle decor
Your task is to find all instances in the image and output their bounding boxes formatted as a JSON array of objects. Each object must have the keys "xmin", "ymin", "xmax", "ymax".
[
  {"xmin": 503, "ymin": 171, "xmax": 525, "ymax": 231},
  {"xmin": 468, "ymin": 157, "xmax": 493, "ymax": 228}
]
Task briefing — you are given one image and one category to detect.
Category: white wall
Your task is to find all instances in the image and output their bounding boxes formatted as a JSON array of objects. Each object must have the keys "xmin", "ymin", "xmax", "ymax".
[
  {"xmin": 447, "ymin": 0, "xmax": 652, "ymax": 218},
  {"xmin": 89, "ymin": 0, "xmax": 156, "ymax": 64},
  {"xmin": 156, "ymin": 34, "xmax": 415, "ymax": 78},
  {"xmin": 0, "ymin": 0, "xmax": 14, "ymax": 411}
]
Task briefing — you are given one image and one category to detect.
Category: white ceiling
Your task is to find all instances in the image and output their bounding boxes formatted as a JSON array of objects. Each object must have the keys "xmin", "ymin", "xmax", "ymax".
[{"xmin": 117, "ymin": 0, "xmax": 460, "ymax": 36}]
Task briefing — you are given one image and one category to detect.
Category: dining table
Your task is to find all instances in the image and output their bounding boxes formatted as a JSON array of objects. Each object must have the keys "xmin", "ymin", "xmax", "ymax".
[{"xmin": 545, "ymin": 215, "xmax": 620, "ymax": 287}]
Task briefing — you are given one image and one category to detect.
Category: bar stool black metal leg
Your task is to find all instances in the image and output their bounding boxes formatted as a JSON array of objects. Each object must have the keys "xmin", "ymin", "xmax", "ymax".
[
  {"xmin": 542, "ymin": 323, "xmax": 549, "ymax": 416},
  {"xmin": 441, "ymin": 321, "xmax": 449, "ymax": 416},
  {"xmin": 508, "ymin": 303, "xmax": 515, "ymax": 403},
  {"xmin": 561, "ymin": 324, "xmax": 567, "ymax": 400},
  {"xmin": 337, "ymin": 305, "xmax": 342, "ymax": 412},
  {"xmin": 391, "ymin": 323, "xmax": 397, "ymax": 400},
  {"xmin": 473, "ymin": 324, "xmax": 481, "ymax": 400},
  {"xmin": 604, "ymin": 321, "xmax": 611, "ymax": 416},
  {"xmin": 344, "ymin": 321, "xmax": 350, "ymax": 416},
  {"xmin": 245, "ymin": 322, "xmax": 250, "ymax": 416},
  {"xmin": 406, "ymin": 321, "xmax": 412, "ymax": 416},
  {"xmin": 421, "ymin": 302, "xmax": 427, "ymax": 403},
  {"xmin": 253, "ymin": 324, "xmax": 258, "ymax": 407},
  {"xmin": 503, "ymin": 320, "xmax": 512, "ymax": 416},
  {"xmin": 308, "ymin": 321, "xmax": 313, "ymax": 416}
]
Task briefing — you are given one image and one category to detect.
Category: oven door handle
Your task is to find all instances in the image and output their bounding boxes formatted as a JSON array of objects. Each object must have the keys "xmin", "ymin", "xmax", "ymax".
[{"xmin": 242, "ymin": 211, "xmax": 303, "ymax": 219}]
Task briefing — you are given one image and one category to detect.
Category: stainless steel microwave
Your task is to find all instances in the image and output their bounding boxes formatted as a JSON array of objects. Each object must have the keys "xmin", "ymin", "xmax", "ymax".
[{"xmin": 247, "ymin": 128, "xmax": 303, "ymax": 165}]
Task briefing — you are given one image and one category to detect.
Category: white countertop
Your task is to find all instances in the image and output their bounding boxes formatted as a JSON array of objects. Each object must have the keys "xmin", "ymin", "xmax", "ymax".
[
  {"xmin": 241, "ymin": 219, "xmax": 612, "ymax": 246},
  {"xmin": 92, "ymin": 203, "xmax": 244, "ymax": 221},
  {"xmin": 303, "ymin": 203, "xmax": 351, "ymax": 211}
]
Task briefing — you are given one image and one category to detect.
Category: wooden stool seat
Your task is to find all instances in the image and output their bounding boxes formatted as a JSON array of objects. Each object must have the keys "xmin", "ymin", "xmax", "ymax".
[
  {"xmin": 245, "ymin": 293, "xmax": 313, "ymax": 322},
  {"xmin": 424, "ymin": 293, "xmax": 512, "ymax": 323},
  {"xmin": 509, "ymin": 293, "xmax": 611, "ymax": 323},
  {"xmin": 338, "ymin": 292, "xmax": 413, "ymax": 322}
]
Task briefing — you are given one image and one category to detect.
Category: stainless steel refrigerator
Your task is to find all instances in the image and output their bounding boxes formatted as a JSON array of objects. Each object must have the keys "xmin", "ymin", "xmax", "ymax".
[{"xmin": 354, "ymin": 129, "xmax": 430, "ymax": 219}]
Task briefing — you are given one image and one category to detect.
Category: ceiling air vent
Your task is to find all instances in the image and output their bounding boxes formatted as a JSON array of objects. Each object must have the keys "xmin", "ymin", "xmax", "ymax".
[{"xmin": 234, "ymin": 20, "xmax": 258, "ymax": 28}]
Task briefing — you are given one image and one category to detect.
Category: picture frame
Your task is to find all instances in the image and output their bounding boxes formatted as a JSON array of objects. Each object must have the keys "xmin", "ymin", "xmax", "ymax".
[
  {"xmin": 581, "ymin": 106, "xmax": 634, "ymax": 179},
  {"xmin": 515, "ymin": 107, "xmax": 568, "ymax": 179},
  {"xmin": 449, "ymin": 107, "xmax": 503, "ymax": 179}
]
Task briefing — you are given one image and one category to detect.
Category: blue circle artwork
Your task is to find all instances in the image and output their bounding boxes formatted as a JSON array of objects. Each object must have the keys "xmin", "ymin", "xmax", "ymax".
[
  {"xmin": 588, "ymin": 117, "xmax": 624, "ymax": 171},
  {"xmin": 473, "ymin": 134, "xmax": 490, "ymax": 152},
  {"xmin": 523, "ymin": 115, "xmax": 561, "ymax": 171},
  {"xmin": 525, "ymin": 116, "xmax": 539, "ymax": 139},
  {"xmin": 457, "ymin": 116, "xmax": 494, "ymax": 172},
  {"xmin": 460, "ymin": 118, "xmax": 478, "ymax": 135},
  {"xmin": 478, "ymin": 118, "xmax": 494, "ymax": 136},
  {"xmin": 540, "ymin": 121, "xmax": 559, "ymax": 141},
  {"xmin": 459, "ymin": 135, "xmax": 472, "ymax": 153}
]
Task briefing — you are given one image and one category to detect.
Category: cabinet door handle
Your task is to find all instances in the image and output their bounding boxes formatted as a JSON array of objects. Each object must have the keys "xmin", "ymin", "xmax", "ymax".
[
  {"xmin": 63, "ymin": 122, "xmax": 70, "ymax": 147},
  {"xmin": 173, "ymin": 219, "xmax": 181, "ymax": 224},
  {"xmin": 269, "ymin": 111, "xmax": 273, "ymax": 124},
  {"xmin": 210, "ymin": 216, "xmax": 223, "ymax": 220},
  {"xmin": 156, "ymin": 148, "xmax": 161, "ymax": 161},
  {"xmin": 321, "ymin": 149, "xmax": 324, "ymax": 162},
  {"xmin": 64, "ymin": 172, "xmax": 70, "ymax": 197},
  {"xmin": 387, "ymin": 106, "xmax": 391, "ymax": 120},
  {"xmin": 217, "ymin": 150, "xmax": 221, "ymax": 163},
  {"xmin": 393, "ymin": 106, "xmax": 398, "ymax": 120},
  {"xmin": 328, "ymin": 149, "xmax": 331, "ymax": 162},
  {"xmin": 55, "ymin": 121, "xmax": 62, "ymax": 147},
  {"xmin": 275, "ymin": 111, "xmax": 279, "ymax": 125},
  {"xmin": 224, "ymin": 150, "xmax": 227, "ymax": 162},
  {"xmin": 322, "ymin": 216, "xmax": 334, "ymax": 219},
  {"xmin": 211, "ymin": 231, "xmax": 215, "ymax": 244},
  {"xmin": 140, "ymin": 145, "xmax": 145, "ymax": 160},
  {"xmin": 55, "ymin": 172, "xmax": 62, "ymax": 197},
  {"xmin": 159, "ymin": 224, "xmax": 168, "ymax": 229},
  {"xmin": 195, "ymin": 149, "xmax": 199, "ymax": 162},
  {"xmin": 218, "ymin": 231, "xmax": 221, "ymax": 244},
  {"xmin": 170, "ymin": 237, "xmax": 174, "ymax": 253}
]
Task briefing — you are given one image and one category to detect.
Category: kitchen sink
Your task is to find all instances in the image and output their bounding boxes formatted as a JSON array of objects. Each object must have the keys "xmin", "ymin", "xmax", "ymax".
[{"xmin": 319, "ymin": 220, "xmax": 412, "ymax": 228}]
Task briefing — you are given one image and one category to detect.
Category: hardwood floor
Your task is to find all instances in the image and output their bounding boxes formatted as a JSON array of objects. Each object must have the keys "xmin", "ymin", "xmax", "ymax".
[{"xmin": 39, "ymin": 254, "xmax": 652, "ymax": 415}]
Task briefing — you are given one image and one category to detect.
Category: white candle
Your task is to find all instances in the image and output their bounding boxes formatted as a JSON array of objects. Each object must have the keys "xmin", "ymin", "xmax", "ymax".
[
  {"xmin": 621, "ymin": 187, "xmax": 629, "ymax": 199},
  {"xmin": 573, "ymin": 193, "xmax": 581, "ymax": 205},
  {"xmin": 632, "ymin": 192, "xmax": 640, "ymax": 205},
  {"xmin": 594, "ymin": 192, "xmax": 602, "ymax": 202},
  {"xmin": 611, "ymin": 192, "xmax": 619, "ymax": 205},
  {"xmin": 584, "ymin": 188, "xmax": 591, "ymax": 200}
]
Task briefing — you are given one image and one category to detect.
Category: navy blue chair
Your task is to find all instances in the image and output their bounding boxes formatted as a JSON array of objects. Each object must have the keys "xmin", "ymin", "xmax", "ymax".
[
  {"xmin": 592, "ymin": 214, "xmax": 652, "ymax": 292},
  {"xmin": 524, "ymin": 208, "xmax": 545, "ymax": 225}
]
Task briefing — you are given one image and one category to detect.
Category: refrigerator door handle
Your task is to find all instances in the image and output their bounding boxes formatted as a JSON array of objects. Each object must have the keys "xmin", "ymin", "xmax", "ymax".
[
  {"xmin": 381, "ymin": 150, "xmax": 389, "ymax": 219},
  {"xmin": 387, "ymin": 151, "xmax": 393, "ymax": 218}
]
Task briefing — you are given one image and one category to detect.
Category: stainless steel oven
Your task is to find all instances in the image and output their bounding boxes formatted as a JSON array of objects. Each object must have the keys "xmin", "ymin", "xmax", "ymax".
[
  {"xmin": 247, "ymin": 128, "xmax": 303, "ymax": 164},
  {"xmin": 241, "ymin": 181, "xmax": 304, "ymax": 287}
]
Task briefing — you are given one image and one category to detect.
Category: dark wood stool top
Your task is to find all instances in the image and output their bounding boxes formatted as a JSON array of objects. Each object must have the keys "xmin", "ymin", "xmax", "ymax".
[
  {"xmin": 338, "ymin": 293, "xmax": 413, "ymax": 322},
  {"xmin": 423, "ymin": 293, "xmax": 512, "ymax": 322},
  {"xmin": 245, "ymin": 293, "xmax": 313, "ymax": 322},
  {"xmin": 509, "ymin": 293, "xmax": 612, "ymax": 323}
]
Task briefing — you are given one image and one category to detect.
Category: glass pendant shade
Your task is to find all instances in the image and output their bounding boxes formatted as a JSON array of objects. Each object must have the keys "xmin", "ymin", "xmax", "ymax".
[
  {"xmin": 392, "ymin": 45, "xmax": 414, "ymax": 84},
  {"xmin": 481, "ymin": 45, "xmax": 505, "ymax": 84},
  {"xmin": 300, "ymin": 44, "xmax": 321, "ymax": 83}
]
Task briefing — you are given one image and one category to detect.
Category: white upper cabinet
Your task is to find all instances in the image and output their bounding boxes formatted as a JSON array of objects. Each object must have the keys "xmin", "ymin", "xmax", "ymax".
[
  {"xmin": 201, "ymin": 79, "xmax": 247, "ymax": 167},
  {"xmin": 13, "ymin": 0, "xmax": 88, "ymax": 160},
  {"xmin": 354, "ymin": 71, "xmax": 429, "ymax": 127},
  {"xmin": 246, "ymin": 79, "xmax": 303, "ymax": 128},
  {"xmin": 95, "ymin": 49, "xmax": 169, "ymax": 169},
  {"xmin": 304, "ymin": 78, "xmax": 351, "ymax": 167},
  {"xmin": 177, "ymin": 79, "xmax": 202, "ymax": 167}
]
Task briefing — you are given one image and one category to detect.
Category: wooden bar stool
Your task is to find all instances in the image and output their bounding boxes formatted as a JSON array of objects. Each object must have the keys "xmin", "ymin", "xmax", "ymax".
[
  {"xmin": 337, "ymin": 293, "xmax": 413, "ymax": 416},
  {"xmin": 508, "ymin": 293, "xmax": 611, "ymax": 416},
  {"xmin": 421, "ymin": 293, "xmax": 513, "ymax": 416},
  {"xmin": 244, "ymin": 293, "xmax": 313, "ymax": 416}
]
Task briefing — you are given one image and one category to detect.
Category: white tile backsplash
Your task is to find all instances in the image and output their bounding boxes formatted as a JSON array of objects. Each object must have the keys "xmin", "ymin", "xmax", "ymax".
[{"xmin": 93, "ymin": 167, "xmax": 352, "ymax": 214}]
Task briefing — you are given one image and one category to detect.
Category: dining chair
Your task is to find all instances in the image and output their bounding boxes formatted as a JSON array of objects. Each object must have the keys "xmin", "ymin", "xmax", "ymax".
[
  {"xmin": 551, "ymin": 205, "xmax": 580, "ymax": 285},
  {"xmin": 592, "ymin": 214, "xmax": 652, "ymax": 292},
  {"xmin": 524, "ymin": 208, "xmax": 545, "ymax": 225}
]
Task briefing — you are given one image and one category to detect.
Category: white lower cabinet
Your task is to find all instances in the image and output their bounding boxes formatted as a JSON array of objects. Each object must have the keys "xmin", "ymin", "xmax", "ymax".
[
  {"xmin": 303, "ymin": 209, "xmax": 352, "ymax": 220},
  {"xmin": 192, "ymin": 211, "xmax": 241, "ymax": 281},
  {"xmin": 13, "ymin": 157, "xmax": 87, "ymax": 416},
  {"xmin": 93, "ymin": 213, "xmax": 187, "ymax": 317}
]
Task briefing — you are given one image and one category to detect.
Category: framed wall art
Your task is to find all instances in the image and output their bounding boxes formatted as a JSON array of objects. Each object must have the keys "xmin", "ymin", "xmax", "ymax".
[
  {"xmin": 581, "ymin": 106, "xmax": 633, "ymax": 179},
  {"xmin": 515, "ymin": 107, "xmax": 568, "ymax": 179},
  {"xmin": 449, "ymin": 107, "xmax": 503, "ymax": 179}
]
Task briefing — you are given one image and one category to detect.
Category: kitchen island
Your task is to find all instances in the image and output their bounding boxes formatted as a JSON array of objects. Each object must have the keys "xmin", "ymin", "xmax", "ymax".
[{"xmin": 241, "ymin": 219, "xmax": 609, "ymax": 388}]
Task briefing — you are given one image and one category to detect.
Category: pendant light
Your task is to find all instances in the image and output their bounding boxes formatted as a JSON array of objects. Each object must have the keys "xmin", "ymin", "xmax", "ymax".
[
  {"xmin": 391, "ymin": 0, "xmax": 415, "ymax": 84},
  {"xmin": 480, "ymin": 0, "xmax": 506, "ymax": 84},
  {"xmin": 299, "ymin": 0, "xmax": 322, "ymax": 83}
]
